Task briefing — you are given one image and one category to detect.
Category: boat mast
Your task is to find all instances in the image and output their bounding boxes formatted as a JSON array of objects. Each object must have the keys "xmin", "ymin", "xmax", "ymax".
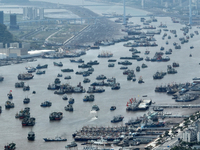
[
  {"xmin": 123, "ymin": 0, "xmax": 126, "ymax": 25},
  {"xmin": 189, "ymin": 0, "xmax": 192, "ymax": 25}
]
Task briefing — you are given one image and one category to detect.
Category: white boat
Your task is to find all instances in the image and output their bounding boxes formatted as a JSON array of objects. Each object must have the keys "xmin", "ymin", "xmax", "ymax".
[{"xmin": 92, "ymin": 137, "xmax": 108, "ymax": 145}]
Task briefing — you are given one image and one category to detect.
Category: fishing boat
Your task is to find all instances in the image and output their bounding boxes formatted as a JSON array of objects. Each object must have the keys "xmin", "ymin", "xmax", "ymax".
[
  {"xmin": 153, "ymin": 107, "xmax": 164, "ymax": 111},
  {"xmin": 49, "ymin": 112, "xmax": 63, "ymax": 120},
  {"xmin": 53, "ymin": 62, "xmax": 63, "ymax": 67},
  {"xmin": 111, "ymin": 115, "xmax": 124, "ymax": 123},
  {"xmin": 91, "ymin": 105, "xmax": 100, "ymax": 111},
  {"xmin": 4, "ymin": 143, "xmax": 16, "ymax": 150},
  {"xmin": 0, "ymin": 75, "xmax": 4, "ymax": 81},
  {"xmin": 43, "ymin": 136, "xmax": 67, "ymax": 142},
  {"xmin": 98, "ymin": 51, "xmax": 113, "ymax": 58},
  {"xmin": 70, "ymin": 59, "xmax": 84, "ymax": 63},
  {"xmin": 40, "ymin": 101, "xmax": 52, "ymax": 107},
  {"xmin": 64, "ymin": 104, "xmax": 73, "ymax": 111},
  {"xmin": 65, "ymin": 141, "xmax": 77, "ymax": 148},
  {"xmin": 36, "ymin": 70, "xmax": 45, "ymax": 75},
  {"xmin": 36, "ymin": 64, "xmax": 48, "ymax": 69},
  {"xmin": 138, "ymin": 76, "xmax": 144, "ymax": 84},
  {"xmin": 62, "ymin": 94, "xmax": 68, "ymax": 100},
  {"xmin": 27, "ymin": 130, "xmax": 35, "ymax": 141},
  {"xmin": 23, "ymin": 97, "xmax": 30, "ymax": 104},
  {"xmin": 110, "ymin": 106, "xmax": 116, "ymax": 111},
  {"xmin": 83, "ymin": 94, "xmax": 94, "ymax": 102},
  {"xmin": 7, "ymin": 91, "xmax": 13, "ymax": 99}
]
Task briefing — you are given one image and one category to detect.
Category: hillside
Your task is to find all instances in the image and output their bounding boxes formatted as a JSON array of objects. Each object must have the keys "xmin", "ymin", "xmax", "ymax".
[{"xmin": 0, "ymin": 24, "xmax": 14, "ymax": 43}]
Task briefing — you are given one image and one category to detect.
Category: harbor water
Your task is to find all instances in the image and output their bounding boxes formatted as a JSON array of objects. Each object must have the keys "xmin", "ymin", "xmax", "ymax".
[{"xmin": 1, "ymin": 1, "xmax": 200, "ymax": 150}]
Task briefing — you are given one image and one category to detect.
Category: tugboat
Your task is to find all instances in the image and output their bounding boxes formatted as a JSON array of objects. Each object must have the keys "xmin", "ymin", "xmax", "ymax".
[
  {"xmin": 27, "ymin": 130, "xmax": 35, "ymax": 141},
  {"xmin": 43, "ymin": 136, "xmax": 67, "ymax": 142},
  {"xmin": 111, "ymin": 115, "xmax": 124, "ymax": 123},
  {"xmin": 4, "ymin": 143, "xmax": 16, "ymax": 150},
  {"xmin": 65, "ymin": 141, "xmax": 77, "ymax": 148}
]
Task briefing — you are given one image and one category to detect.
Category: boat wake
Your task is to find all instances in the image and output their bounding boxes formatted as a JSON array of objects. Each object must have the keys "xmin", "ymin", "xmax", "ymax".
[
  {"xmin": 89, "ymin": 116, "xmax": 98, "ymax": 122},
  {"xmin": 90, "ymin": 110, "xmax": 97, "ymax": 114},
  {"xmin": 89, "ymin": 110, "xmax": 98, "ymax": 122}
]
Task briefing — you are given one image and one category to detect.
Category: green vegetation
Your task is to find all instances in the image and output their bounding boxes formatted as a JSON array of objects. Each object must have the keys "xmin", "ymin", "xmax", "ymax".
[{"xmin": 0, "ymin": 23, "xmax": 14, "ymax": 43}]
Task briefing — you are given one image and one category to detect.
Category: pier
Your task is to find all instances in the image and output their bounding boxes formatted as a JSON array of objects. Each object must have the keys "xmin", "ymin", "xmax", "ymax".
[{"xmin": 151, "ymin": 105, "xmax": 200, "ymax": 108}]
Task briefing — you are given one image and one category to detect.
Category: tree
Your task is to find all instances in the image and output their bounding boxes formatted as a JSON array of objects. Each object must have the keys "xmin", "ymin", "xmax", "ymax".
[{"xmin": 0, "ymin": 23, "xmax": 14, "ymax": 43}]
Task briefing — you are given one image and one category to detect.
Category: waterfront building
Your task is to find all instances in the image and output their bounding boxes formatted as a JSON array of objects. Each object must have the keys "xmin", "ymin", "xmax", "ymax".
[
  {"xmin": 0, "ymin": 42, "xmax": 29, "ymax": 57},
  {"xmin": 182, "ymin": 129, "xmax": 197, "ymax": 142},
  {"xmin": 10, "ymin": 14, "xmax": 19, "ymax": 30},
  {"xmin": 0, "ymin": 11, "xmax": 4, "ymax": 24},
  {"xmin": 197, "ymin": 132, "xmax": 200, "ymax": 142}
]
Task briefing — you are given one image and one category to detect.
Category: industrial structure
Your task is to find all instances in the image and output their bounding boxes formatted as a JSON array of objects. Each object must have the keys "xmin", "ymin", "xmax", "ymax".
[{"xmin": 0, "ymin": 42, "xmax": 30, "ymax": 57}]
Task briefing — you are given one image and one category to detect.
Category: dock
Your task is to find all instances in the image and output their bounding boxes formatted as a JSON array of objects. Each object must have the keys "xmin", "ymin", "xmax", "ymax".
[{"xmin": 150, "ymin": 104, "xmax": 200, "ymax": 108}]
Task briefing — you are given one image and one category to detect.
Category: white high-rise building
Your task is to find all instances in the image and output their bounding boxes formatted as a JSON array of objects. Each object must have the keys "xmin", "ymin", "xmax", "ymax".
[
  {"xmin": 182, "ymin": 129, "xmax": 197, "ymax": 142},
  {"xmin": 39, "ymin": 8, "xmax": 44, "ymax": 20},
  {"xmin": 32, "ymin": 8, "xmax": 38, "ymax": 19},
  {"xmin": 197, "ymin": 132, "xmax": 200, "ymax": 142},
  {"xmin": 27, "ymin": 7, "xmax": 33, "ymax": 20}
]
